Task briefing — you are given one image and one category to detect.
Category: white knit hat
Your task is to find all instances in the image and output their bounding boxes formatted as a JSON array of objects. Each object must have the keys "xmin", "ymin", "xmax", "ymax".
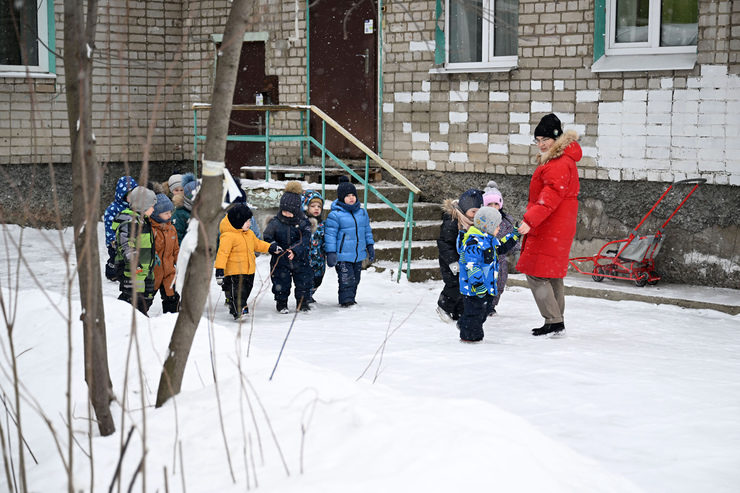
[{"xmin": 474, "ymin": 207, "xmax": 502, "ymax": 235}]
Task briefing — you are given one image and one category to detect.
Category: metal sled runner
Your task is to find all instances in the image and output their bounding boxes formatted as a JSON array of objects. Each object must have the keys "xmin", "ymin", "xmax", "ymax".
[{"xmin": 568, "ymin": 178, "xmax": 706, "ymax": 287}]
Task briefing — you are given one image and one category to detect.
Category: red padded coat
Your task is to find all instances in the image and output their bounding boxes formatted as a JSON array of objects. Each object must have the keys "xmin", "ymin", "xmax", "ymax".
[{"xmin": 516, "ymin": 130, "xmax": 581, "ymax": 278}]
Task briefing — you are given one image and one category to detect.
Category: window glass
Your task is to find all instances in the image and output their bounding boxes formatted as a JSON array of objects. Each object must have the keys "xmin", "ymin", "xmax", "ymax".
[
  {"xmin": 0, "ymin": 0, "xmax": 39, "ymax": 66},
  {"xmin": 660, "ymin": 0, "xmax": 698, "ymax": 46},
  {"xmin": 449, "ymin": 0, "xmax": 483, "ymax": 63},
  {"xmin": 494, "ymin": 0, "xmax": 518, "ymax": 56},
  {"xmin": 615, "ymin": 0, "xmax": 650, "ymax": 43}
]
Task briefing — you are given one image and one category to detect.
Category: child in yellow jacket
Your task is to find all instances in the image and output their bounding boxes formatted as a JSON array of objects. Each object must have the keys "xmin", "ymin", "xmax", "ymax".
[{"xmin": 214, "ymin": 204, "xmax": 282, "ymax": 320}]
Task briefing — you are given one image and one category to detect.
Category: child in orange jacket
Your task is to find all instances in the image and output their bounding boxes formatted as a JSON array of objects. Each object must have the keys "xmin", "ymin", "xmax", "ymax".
[
  {"xmin": 151, "ymin": 193, "xmax": 180, "ymax": 313},
  {"xmin": 214, "ymin": 204, "xmax": 282, "ymax": 320}
]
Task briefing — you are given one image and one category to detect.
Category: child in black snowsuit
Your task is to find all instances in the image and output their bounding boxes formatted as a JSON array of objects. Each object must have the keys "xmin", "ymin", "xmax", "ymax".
[
  {"xmin": 263, "ymin": 181, "xmax": 313, "ymax": 313},
  {"xmin": 436, "ymin": 188, "xmax": 484, "ymax": 322}
]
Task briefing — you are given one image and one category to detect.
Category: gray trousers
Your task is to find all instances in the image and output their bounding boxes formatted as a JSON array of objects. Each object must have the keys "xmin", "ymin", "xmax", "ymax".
[{"xmin": 526, "ymin": 275, "xmax": 565, "ymax": 324}]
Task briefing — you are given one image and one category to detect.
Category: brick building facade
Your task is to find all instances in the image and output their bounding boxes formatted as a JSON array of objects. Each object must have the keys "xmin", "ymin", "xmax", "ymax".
[{"xmin": 1, "ymin": 0, "xmax": 738, "ymax": 287}]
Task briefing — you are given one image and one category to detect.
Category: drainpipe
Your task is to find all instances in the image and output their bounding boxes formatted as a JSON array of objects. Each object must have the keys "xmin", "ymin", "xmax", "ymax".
[{"xmin": 377, "ymin": 0, "xmax": 383, "ymax": 157}]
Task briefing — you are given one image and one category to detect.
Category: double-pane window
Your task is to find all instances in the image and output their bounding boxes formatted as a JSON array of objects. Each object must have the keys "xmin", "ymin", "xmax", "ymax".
[
  {"xmin": 446, "ymin": 0, "xmax": 518, "ymax": 69},
  {"xmin": 0, "ymin": 0, "xmax": 51, "ymax": 73},
  {"xmin": 610, "ymin": 0, "xmax": 697, "ymax": 52}
]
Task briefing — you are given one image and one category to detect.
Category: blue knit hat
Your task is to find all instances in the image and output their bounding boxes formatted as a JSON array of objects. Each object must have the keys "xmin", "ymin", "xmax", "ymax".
[
  {"xmin": 458, "ymin": 189, "xmax": 483, "ymax": 213},
  {"xmin": 302, "ymin": 189, "xmax": 324, "ymax": 211},
  {"xmin": 151, "ymin": 193, "xmax": 174, "ymax": 223},
  {"xmin": 182, "ymin": 174, "xmax": 199, "ymax": 211}
]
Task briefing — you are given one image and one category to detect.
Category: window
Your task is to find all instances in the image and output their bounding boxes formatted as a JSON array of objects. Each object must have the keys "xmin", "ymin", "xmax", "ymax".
[
  {"xmin": 593, "ymin": 0, "xmax": 697, "ymax": 72},
  {"xmin": 434, "ymin": 0, "xmax": 518, "ymax": 73},
  {"xmin": 608, "ymin": 0, "xmax": 697, "ymax": 53},
  {"xmin": 0, "ymin": 0, "xmax": 54, "ymax": 75}
]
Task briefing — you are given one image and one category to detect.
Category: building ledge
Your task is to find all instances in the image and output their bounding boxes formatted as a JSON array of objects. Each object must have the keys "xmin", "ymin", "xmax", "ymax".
[
  {"xmin": 0, "ymin": 71, "xmax": 56, "ymax": 79},
  {"xmin": 591, "ymin": 53, "xmax": 697, "ymax": 73}
]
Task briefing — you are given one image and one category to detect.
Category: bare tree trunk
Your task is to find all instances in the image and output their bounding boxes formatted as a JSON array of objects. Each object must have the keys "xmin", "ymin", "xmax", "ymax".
[
  {"xmin": 155, "ymin": 0, "xmax": 252, "ymax": 408},
  {"xmin": 64, "ymin": 0, "xmax": 115, "ymax": 436}
]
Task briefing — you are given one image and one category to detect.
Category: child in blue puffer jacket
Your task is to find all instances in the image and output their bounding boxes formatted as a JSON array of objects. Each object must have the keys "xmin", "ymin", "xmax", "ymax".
[
  {"xmin": 324, "ymin": 176, "xmax": 375, "ymax": 307},
  {"xmin": 302, "ymin": 189, "xmax": 326, "ymax": 303},
  {"xmin": 457, "ymin": 207, "xmax": 520, "ymax": 342}
]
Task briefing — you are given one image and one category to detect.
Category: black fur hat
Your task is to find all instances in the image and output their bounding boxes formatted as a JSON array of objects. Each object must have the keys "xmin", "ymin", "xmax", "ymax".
[
  {"xmin": 227, "ymin": 203, "xmax": 253, "ymax": 229},
  {"xmin": 534, "ymin": 113, "xmax": 562, "ymax": 140}
]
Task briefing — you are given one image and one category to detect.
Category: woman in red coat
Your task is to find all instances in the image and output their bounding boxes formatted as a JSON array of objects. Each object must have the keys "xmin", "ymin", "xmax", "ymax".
[{"xmin": 516, "ymin": 114, "xmax": 581, "ymax": 336}]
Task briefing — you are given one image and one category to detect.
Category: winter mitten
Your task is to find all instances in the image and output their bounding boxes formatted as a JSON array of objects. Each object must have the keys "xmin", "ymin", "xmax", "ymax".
[
  {"xmin": 326, "ymin": 252, "xmax": 338, "ymax": 267},
  {"xmin": 268, "ymin": 242, "xmax": 283, "ymax": 255},
  {"xmin": 215, "ymin": 268, "xmax": 225, "ymax": 286},
  {"xmin": 366, "ymin": 244, "xmax": 375, "ymax": 262},
  {"xmin": 448, "ymin": 262, "xmax": 459, "ymax": 275},
  {"xmin": 472, "ymin": 283, "xmax": 487, "ymax": 298},
  {"xmin": 154, "ymin": 254, "xmax": 161, "ymax": 266}
]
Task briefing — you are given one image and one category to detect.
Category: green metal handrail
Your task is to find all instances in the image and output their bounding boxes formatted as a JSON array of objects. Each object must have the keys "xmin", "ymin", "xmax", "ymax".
[{"xmin": 191, "ymin": 103, "xmax": 420, "ymax": 282}]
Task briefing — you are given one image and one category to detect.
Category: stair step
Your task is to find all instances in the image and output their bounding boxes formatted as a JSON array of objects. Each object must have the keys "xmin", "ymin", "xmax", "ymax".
[
  {"xmin": 242, "ymin": 177, "xmax": 415, "ymax": 204},
  {"xmin": 372, "ymin": 259, "xmax": 443, "ymax": 282},
  {"xmin": 241, "ymin": 165, "xmax": 383, "ymax": 184},
  {"xmin": 373, "ymin": 240, "xmax": 438, "ymax": 261},
  {"xmin": 371, "ymin": 220, "xmax": 440, "ymax": 241},
  {"xmin": 365, "ymin": 202, "xmax": 439, "ymax": 222}
]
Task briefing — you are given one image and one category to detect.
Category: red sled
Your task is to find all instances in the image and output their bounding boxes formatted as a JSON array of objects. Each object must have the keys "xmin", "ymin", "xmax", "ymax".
[{"xmin": 568, "ymin": 178, "xmax": 705, "ymax": 287}]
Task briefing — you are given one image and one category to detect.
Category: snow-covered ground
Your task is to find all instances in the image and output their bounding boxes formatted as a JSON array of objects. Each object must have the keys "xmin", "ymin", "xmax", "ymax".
[{"xmin": 1, "ymin": 223, "xmax": 738, "ymax": 492}]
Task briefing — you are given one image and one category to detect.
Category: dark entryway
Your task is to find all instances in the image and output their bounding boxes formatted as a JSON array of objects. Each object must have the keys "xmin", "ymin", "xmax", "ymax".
[
  {"xmin": 309, "ymin": 0, "xmax": 378, "ymax": 159},
  {"xmin": 224, "ymin": 41, "xmax": 270, "ymax": 176}
]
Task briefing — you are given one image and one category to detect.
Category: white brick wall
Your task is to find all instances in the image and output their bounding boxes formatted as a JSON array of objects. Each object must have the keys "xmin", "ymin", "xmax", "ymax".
[{"xmin": 596, "ymin": 66, "xmax": 740, "ymax": 184}]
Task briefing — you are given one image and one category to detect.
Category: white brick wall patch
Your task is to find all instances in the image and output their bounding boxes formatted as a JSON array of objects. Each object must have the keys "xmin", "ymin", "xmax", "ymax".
[
  {"xmin": 576, "ymin": 90, "xmax": 600, "ymax": 103},
  {"xmin": 409, "ymin": 40, "xmax": 435, "ymax": 52},
  {"xmin": 531, "ymin": 101, "xmax": 552, "ymax": 113},
  {"xmin": 449, "ymin": 112, "xmax": 468, "ymax": 123}
]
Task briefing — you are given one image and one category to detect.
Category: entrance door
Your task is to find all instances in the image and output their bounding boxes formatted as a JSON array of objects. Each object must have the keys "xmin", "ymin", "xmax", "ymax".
[
  {"xmin": 225, "ymin": 41, "xmax": 266, "ymax": 176},
  {"xmin": 310, "ymin": 0, "xmax": 377, "ymax": 159}
]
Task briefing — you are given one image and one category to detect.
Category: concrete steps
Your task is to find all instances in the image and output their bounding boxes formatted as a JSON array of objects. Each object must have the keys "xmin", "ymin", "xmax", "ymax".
[{"xmin": 243, "ymin": 178, "xmax": 444, "ymax": 282}]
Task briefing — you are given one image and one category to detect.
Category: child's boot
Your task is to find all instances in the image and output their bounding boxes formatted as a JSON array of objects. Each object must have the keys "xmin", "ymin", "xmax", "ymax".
[
  {"xmin": 162, "ymin": 293, "xmax": 180, "ymax": 313},
  {"xmin": 276, "ymin": 300, "xmax": 289, "ymax": 314}
]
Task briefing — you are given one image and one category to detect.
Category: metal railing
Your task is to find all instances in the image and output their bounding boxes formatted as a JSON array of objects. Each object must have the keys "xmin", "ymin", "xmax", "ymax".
[{"xmin": 192, "ymin": 103, "xmax": 421, "ymax": 281}]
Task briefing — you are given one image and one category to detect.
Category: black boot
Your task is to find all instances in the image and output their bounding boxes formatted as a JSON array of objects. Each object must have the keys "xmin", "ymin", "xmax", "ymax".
[
  {"xmin": 532, "ymin": 321, "xmax": 565, "ymax": 336},
  {"xmin": 276, "ymin": 300, "xmax": 289, "ymax": 314},
  {"xmin": 162, "ymin": 293, "xmax": 180, "ymax": 313}
]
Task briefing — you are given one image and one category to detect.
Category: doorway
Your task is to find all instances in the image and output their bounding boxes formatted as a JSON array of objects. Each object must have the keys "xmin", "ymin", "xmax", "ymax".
[{"xmin": 309, "ymin": 0, "xmax": 378, "ymax": 159}]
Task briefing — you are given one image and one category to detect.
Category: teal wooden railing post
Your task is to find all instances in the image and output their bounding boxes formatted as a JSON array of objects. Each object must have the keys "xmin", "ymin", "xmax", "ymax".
[
  {"xmin": 265, "ymin": 110, "xmax": 271, "ymax": 181},
  {"xmin": 193, "ymin": 108, "xmax": 198, "ymax": 175},
  {"xmin": 397, "ymin": 205, "xmax": 409, "ymax": 282},
  {"xmin": 300, "ymin": 110, "xmax": 305, "ymax": 165},
  {"xmin": 321, "ymin": 120, "xmax": 327, "ymax": 198},
  {"xmin": 406, "ymin": 191, "xmax": 415, "ymax": 280},
  {"xmin": 364, "ymin": 155, "xmax": 369, "ymax": 209}
]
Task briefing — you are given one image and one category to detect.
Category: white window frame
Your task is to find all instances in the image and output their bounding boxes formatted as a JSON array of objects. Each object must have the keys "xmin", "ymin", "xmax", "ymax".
[
  {"xmin": 0, "ymin": 0, "xmax": 52, "ymax": 76},
  {"xmin": 605, "ymin": 0, "xmax": 696, "ymax": 56},
  {"xmin": 438, "ymin": 0, "xmax": 517, "ymax": 73}
]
